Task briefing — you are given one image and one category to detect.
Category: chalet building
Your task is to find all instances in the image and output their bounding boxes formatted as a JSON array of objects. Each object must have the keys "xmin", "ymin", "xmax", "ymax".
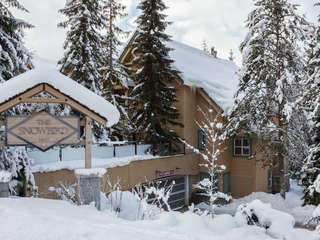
[{"xmin": 29, "ymin": 36, "xmax": 273, "ymax": 210}]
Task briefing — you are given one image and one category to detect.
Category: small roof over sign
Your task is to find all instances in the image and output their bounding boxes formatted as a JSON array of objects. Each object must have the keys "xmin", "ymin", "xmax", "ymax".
[{"xmin": 0, "ymin": 58, "xmax": 120, "ymax": 127}]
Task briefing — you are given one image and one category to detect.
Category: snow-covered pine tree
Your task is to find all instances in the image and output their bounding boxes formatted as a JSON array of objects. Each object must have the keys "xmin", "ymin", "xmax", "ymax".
[
  {"xmin": 130, "ymin": 0, "xmax": 183, "ymax": 155},
  {"xmin": 287, "ymin": 107, "xmax": 311, "ymax": 179},
  {"xmin": 58, "ymin": 0, "xmax": 107, "ymax": 94},
  {"xmin": 101, "ymin": 0, "xmax": 132, "ymax": 140},
  {"xmin": 0, "ymin": 0, "xmax": 34, "ymax": 195},
  {"xmin": 301, "ymin": 96, "xmax": 320, "ymax": 205},
  {"xmin": 301, "ymin": 1, "xmax": 320, "ymax": 205},
  {"xmin": 58, "ymin": 0, "xmax": 108, "ymax": 140},
  {"xmin": 0, "ymin": 0, "xmax": 33, "ymax": 83},
  {"xmin": 226, "ymin": 0, "xmax": 307, "ymax": 198}
]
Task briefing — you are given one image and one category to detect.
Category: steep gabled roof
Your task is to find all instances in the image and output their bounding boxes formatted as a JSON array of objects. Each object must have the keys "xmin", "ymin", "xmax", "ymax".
[
  {"xmin": 0, "ymin": 58, "xmax": 120, "ymax": 127},
  {"xmin": 120, "ymin": 32, "xmax": 239, "ymax": 113}
]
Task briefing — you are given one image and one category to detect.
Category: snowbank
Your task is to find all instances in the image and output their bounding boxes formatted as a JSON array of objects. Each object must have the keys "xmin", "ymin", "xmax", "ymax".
[
  {"xmin": 235, "ymin": 199, "xmax": 296, "ymax": 239},
  {"xmin": 215, "ymin": 181, "xmax": 316, "ymax": 224},
  {"xmin": 0, "ymin": 57, "xmax": 119, "ymax": 127},
  {"xmin": 0, "ymin": 197, "xmax": 317, "ymax": 240}
]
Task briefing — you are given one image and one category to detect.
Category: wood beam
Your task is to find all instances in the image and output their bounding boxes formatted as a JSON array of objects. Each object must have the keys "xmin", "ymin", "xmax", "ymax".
[
  {"xmin": 0, "ymin": 85, "xmax": 44, "ymax": 114},
  {"xmin": 44, "ymin": 85, "xmax": 108, "ymax": 126},
  {"xmin": 85, "ymin": 116, "xmax": 92, "ymax": 169},
  {"xmin": 21, "ymin": 98, "xmax": 65, "ymax": 103}
]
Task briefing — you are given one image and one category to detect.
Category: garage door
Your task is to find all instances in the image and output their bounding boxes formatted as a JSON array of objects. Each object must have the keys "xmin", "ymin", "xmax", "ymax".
[{"xmin": 147, "ymin": 175, "xmax": 188, "ymax": 210}]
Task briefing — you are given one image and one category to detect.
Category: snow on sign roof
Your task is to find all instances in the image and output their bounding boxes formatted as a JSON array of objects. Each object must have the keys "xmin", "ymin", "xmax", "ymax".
[
  {"xmin": 0, "ymin": 58, "xmax": 120, "ymax": 127},
  {"xmin": 166, "ymin": 40, "xmax": 239, "ymax": 113}
]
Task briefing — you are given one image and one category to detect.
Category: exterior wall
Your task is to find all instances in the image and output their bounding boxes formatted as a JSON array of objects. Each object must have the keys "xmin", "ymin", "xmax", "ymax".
[{"xmin": 34, "ymin": 153, "xmax": 199, "ymax": 199}]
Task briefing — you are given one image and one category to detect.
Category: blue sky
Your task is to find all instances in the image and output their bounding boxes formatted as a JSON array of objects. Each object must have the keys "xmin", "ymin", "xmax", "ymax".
[{"xmin": 14, "ymin": 0, "xmax": 318, "ymax": 65}]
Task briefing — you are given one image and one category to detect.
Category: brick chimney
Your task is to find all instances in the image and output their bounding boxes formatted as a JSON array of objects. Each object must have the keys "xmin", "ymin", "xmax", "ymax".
[{"xmin": 210, "ymin": 47, "xmax": 217, "ymax": 58}]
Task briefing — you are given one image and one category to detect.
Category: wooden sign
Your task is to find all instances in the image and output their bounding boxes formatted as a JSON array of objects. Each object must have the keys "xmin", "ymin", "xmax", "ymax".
[{"xmin": 6, "ymin": 111, "xmax": 80, "ymax": 151}]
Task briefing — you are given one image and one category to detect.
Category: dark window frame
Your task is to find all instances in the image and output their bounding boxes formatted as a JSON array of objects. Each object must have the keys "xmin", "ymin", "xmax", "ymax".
[{"xmin": 232, "ymin": 136, "xmax": 252, "ymax": 157}]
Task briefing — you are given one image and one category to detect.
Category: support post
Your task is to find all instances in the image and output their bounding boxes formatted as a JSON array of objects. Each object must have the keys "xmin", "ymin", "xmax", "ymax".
[{"xmin": 85, "ymin": 117, "xmax": 92, "ymax": 169}]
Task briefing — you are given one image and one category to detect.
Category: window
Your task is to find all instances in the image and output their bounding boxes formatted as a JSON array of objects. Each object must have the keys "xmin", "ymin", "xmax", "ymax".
[
  {"xmin": 197, "ymin": 130, "xmax": 206, "ymax": 151},
  {"xmin": 233, "ymin": 137, "xmax": 251, "ymax": 157}
]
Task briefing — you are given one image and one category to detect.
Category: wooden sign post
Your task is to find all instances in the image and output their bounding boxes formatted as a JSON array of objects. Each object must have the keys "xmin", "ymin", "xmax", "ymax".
[{"xmin": 85, "ymin": 117, "xmax": 92, "ymax": 169}]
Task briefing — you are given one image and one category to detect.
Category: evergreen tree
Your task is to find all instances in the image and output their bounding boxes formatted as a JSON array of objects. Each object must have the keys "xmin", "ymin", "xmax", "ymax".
[
  {"xmin": 58, "ymin": 0, "xmax": 107, "ymax": 94},
  {"xmin": 0, "ymin": 0, "xmax": 34, "ymax": 195},
  {"xmin": 0, "ymin": 0, "xmax": 33, "ymax": 83},
  {"xmin": 226, "ymin": 0, "xmax": 307, "ymax": 198},
  {"xmin": 130, "ymin": 0, "xmax": 183, "ymax": 155},
  {"xmin": 301, "ymin": 96, "xmax": 320, "ymax": 205},
  {"xmin": 101, "ymin": 0, "xmax": 132, "ymax": 140},
  {"xmin": 58, "ymin": 0, "xmax": 108, "ymax": 140},
  {"xmin": 301, "ymin": 1, "xmax": 320, "ymax": 206}
]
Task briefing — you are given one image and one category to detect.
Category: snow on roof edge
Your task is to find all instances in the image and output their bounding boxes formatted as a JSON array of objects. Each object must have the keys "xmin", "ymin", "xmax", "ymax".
[
  {"xmin": 119, "ymin": 31, "xmax": 239, "ymax": 113},
  {"xmin": 0, "ymin": 65, "xmax": 120, "ymax": 127}
]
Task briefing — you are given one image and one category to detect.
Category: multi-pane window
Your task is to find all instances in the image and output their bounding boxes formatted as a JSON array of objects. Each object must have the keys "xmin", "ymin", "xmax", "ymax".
[{"xmin": 233, "ymin": 137, "xmax": 251, "ymax": 157}]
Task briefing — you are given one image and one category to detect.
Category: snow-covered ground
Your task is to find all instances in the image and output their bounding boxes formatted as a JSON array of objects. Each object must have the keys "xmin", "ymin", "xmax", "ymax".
[
  {"xmin": 0, "ymin": 197, "xmax": 318, "ymax": 240},
  {"xmin": 215, "ymin": 180, "xmax": 316, "ymax": 225}
]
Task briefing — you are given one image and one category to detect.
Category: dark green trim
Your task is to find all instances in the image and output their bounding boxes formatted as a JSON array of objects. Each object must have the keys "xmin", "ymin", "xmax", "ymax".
[
  {"xmin": 268, "ymin": 169, "xmax": 273, "ymax": 190},
  {"xmin": 197, "ymin": 130, "xmax": 206, "ymax": 151},
  {"xmin": 200, "ymin": 88, "xmax": 224, "ymax": 113},
  {"xmin": 222, "ymin": 172, "xmax": 231, "ymax": 193},
  {"xmin": 232, "ymin": 136, "xmax": 252, "ymax": 158}
]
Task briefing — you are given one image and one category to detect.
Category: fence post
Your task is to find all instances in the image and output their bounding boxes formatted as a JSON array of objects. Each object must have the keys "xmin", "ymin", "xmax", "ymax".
[
  {"xmin": 59, "ymin": 147, "xmax": 62, "ymax": 162},
  {"xmin": 113, "ymin": 145, "xmax": 116, "ymax": 157},
  {"xmin": 135, "ymin": 142, "xmax": 137, "ymax": 155}
]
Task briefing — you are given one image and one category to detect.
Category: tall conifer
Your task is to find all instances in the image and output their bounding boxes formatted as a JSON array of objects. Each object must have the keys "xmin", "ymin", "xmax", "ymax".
[
  {"xmin": 0, "ymin": 0, "xmax": 34, "ymax": 195},
  {"xmin": 58, "ymin": 0, "xmax": 107, "ymax": 94},
  {"xmin": 226, "ymin": 0, "xmax": 307, "ymax": 198},
  {"xmin": 301, "ymin": 1, "xmax": 320, "ymax": 206},
  {"xmin": 130, "ymin": 0, "xmax": 183, "ymax": 155},
  {"xmin": 102, "ymin": 0, "xmax": 131, "ymax": 140}
]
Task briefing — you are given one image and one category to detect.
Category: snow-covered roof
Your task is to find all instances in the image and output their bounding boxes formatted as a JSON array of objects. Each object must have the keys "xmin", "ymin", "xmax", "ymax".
[
  {"xmin": 166, "ymin": 40, "xmax": 239, "ymax": 113},
  {"xmin": 120, "ymin": 32, "xmax": 239, "ymax": 113},
  {"xmin": 0, "ymin": 58, "xmax": 120, "ymax": 127}
]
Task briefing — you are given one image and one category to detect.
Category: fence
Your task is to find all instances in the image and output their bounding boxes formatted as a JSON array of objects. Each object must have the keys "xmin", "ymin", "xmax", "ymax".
[{"xmin": 28, "ymin": 143, "xmax": 152, "ymax": 166}]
